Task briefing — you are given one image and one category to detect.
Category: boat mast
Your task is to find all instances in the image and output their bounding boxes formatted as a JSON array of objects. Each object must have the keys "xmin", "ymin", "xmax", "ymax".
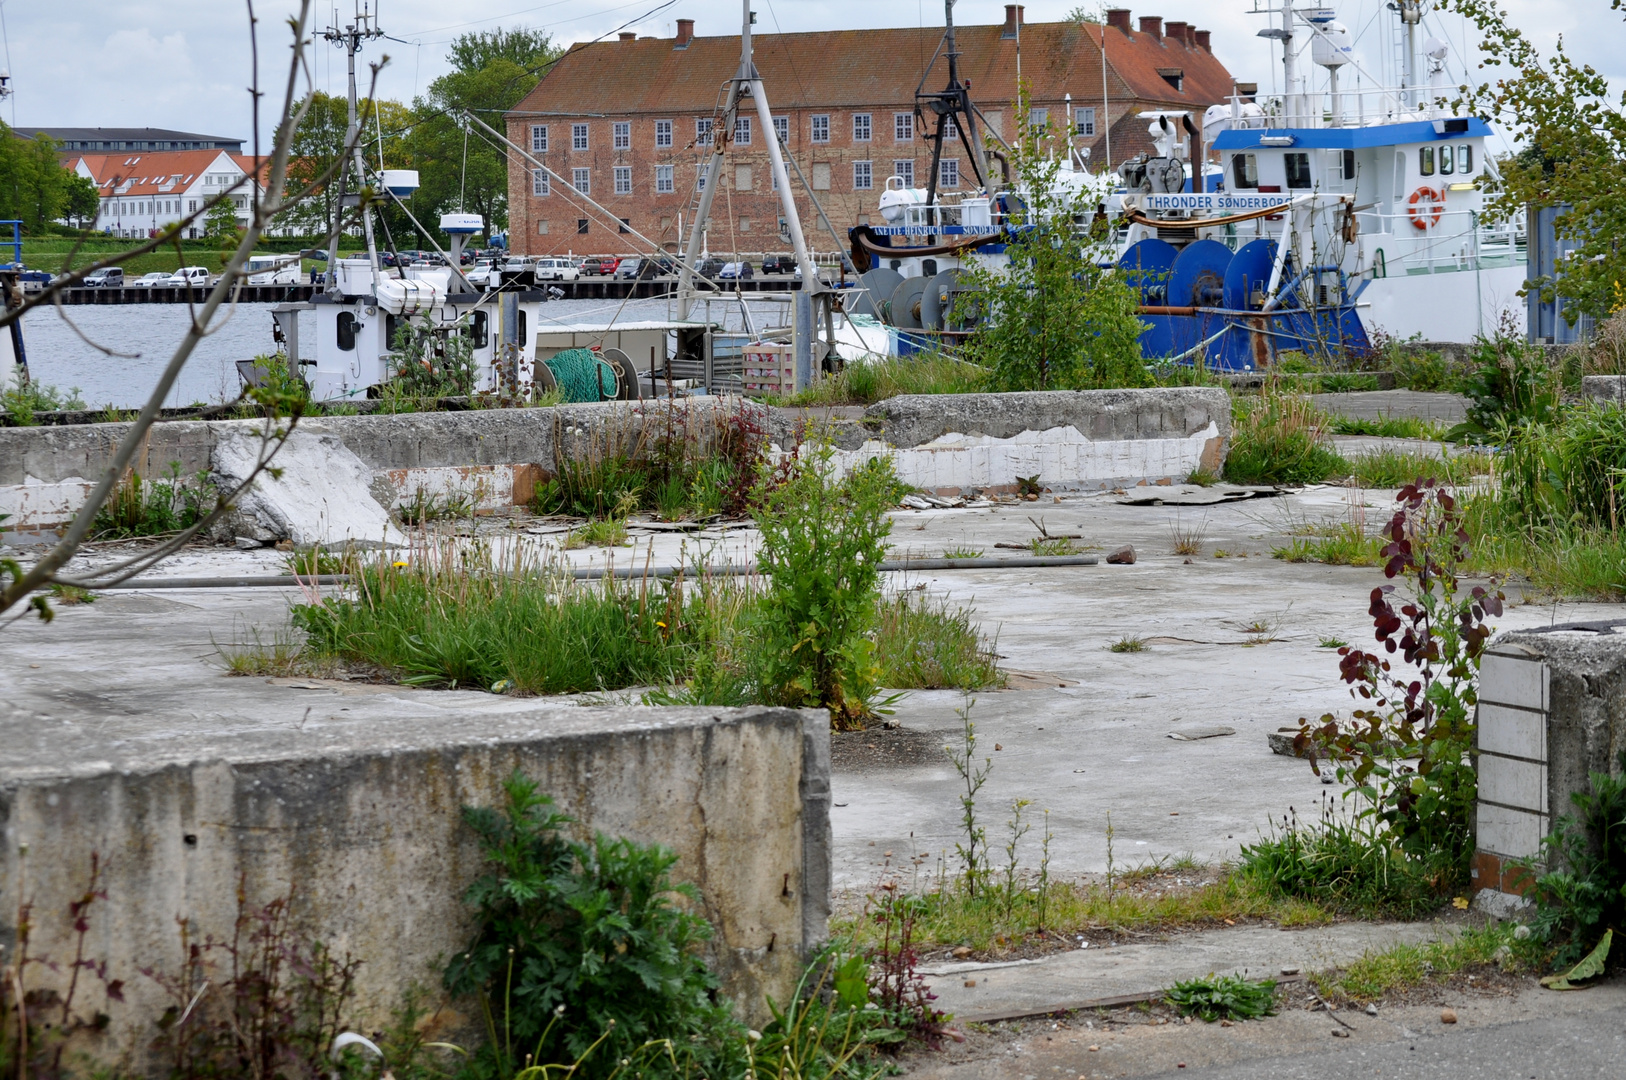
[
  {"xmin": 324, "ymin": 2, "xmax": 385, "ymax": 296},
  {"xmin": 918, "ymin": 0, "xmax": 991, "ymax": 237}
]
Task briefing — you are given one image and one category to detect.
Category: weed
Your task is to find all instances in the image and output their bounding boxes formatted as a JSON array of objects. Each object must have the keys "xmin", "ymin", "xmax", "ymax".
[
  {"xmin": 394, "ymin": 488, "xmax": 477, "ymax": 524},
  {"xmin": 1169, "ymin": 517, "xmax": 1207, "ymax": 556},
  {"xmin": 1224, "ymin": 390, "xmax": 1348, "ymax": 486},
  {"xmin": 941, "ymin": 546, "xmax": 985, "ymax": 559},
  {"xmin": 1000, "ymin": 800, "xmax": 1033, "ymax": 919},
  {"xmin": 1526, "ymin": 748, "xmax": 1626, "ymax": 969},
  {"xmin": 565, "ymin": 517, "xmax": 631, "ymax": 548},
  {"xmin": 1, "ymin": 372, "xmax": 84, "ymax": 426},
  {"xmin": 1318, "ymin": 637, "xmax": 1350, "ymax": 649},
  {"xmin": 872, "ymin": 591, "xmax": 1003, "ymax": 691},
  {"xmin": 864, "ymin": 887, "xmax": 948, "ymax": 1045},
  {"xmin": 1313, "ymin": 923, "xmax": 1520, "ymax": 1003},
  {"xmin": 1272, "ymin": 523, "xmax": 1385, "ymax": 567},
  {"xmin": 751, "ymin": 447, "xmax": 906, "ymax": 728},
  {"xmin": 444, "ymin": 773, "xmax": 736, "ymax": 1079},
  {"xmin": 1029, "ymin": 536, "xmax": 1080, "ymax": 556},
  {"xmin": 1165, "ymin": 974, "xmax": 1277, "ymax": 1022},
  {"xmin": 1186, "ymin": 466, "xmax": 1218, "ymax": 487},
  {"xmin": 1109, "ymin": 635, "xmax": 1147, "ymax": 653},
  {"xmin": 944, "ymin": 693, "xmax": 993, "ymax": 894},
  {"xmin": 1450, "ymin": 328, "xmax": 1562, "ymax": 440},
  {"xmin": 215, "ymin": 622, "xmax": 312, "ymax": 678},
  {"xmin": 780, "ymin": 353, "xmax": 988, "ymax": 406},
  {"xmin": 1330, "ymin": 415, "xmax": 1448, "ymax": 440},
  {"xmin": 285, "ymin": 546, "xmax": 355, "ymax": 578},
  {"xmin": 90, "ymin": 462, "xmax": 215, "ymax": 539},
  {"xmin": 46, "ymin": 583, "xmax": 95, "ymax": 605},
  {"xmin": 1343, "ymin": 448, "xmax": 1492, "ymax": 489}
]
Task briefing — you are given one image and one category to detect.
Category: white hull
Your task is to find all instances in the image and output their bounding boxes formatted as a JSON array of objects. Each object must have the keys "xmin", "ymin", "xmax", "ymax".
[{"xmin": 1360, "ymin": 263, "xmax": 1527, "ymax": 343}]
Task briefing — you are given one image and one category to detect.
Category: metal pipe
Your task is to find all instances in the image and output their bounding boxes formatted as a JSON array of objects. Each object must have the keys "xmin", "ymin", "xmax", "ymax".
[{"xmin": 87, "ymin": 554, "xmax": 1102, "ymax": 591}]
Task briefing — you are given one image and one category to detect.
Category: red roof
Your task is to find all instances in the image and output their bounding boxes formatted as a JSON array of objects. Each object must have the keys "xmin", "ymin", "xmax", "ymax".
[
  {"xmin": 73, "ymin": 149, "xmax": 237, "ymax": 195},
  {"xmin": 511, "ymin": 17, "xmax": 1234, "ymax": 118}
]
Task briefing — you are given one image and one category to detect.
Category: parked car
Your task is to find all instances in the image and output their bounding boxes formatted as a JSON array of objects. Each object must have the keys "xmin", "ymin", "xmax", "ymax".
[
  {"xmin": 760, "ymin": 254, "xmax": 795, "ymax": 274},
  {"xmin": 465, "ymin": 259, "xmax": 498, "ymax": 287},
  {"xmin": 615, "ymin": 258, "xmax": 645, "ymax": 280},
  {"xmin": 167, "ymin": 266, "xmax": 210, "ymax": 289},
  {"xmin": 82, "ymin": 267, "xmax": 124, "ymax": 288},
  {"xmin": 534, "ymin": 257, "xmax": 580, "ymax": 282},
  {"xmin": 244, "ymin": 254, "xmax": 300, "ymax": 285},
  {"xmin": 587, "ymin": 256, "xmax": 620, "ymax": 276},
  {"xmin": 718, "ymin": 261, "xmax": 754, "ymax": 280},
  {"xmin": 695, "ymin": 258, "xmax": 725, "ymax": 279},
  {"xmin": 132, "ymin": 272, "xmax": 171, "ymax": 288}
]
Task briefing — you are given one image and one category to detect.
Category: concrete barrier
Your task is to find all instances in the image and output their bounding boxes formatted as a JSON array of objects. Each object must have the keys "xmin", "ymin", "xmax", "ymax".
[
  {"xmin": 1473, "ymin": 625, "xmax": 1626, "ymax": 913},
  {"xmin": 0, "ymin": 701, "xmax": 830, "ymax": 1073},
  {"xmin": 0, "ymin": 387, "xmax": 1233, "ymax": 536}
]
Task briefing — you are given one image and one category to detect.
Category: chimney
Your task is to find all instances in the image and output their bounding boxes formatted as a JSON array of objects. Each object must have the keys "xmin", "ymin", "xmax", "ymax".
[
  {"xmin": 1001, "ymin": 4, "xmax": 1025, "ymax": 38},
  {"xmin": 674, "ymin": 18, "xmax": 694, "ymax": 48},
  {"xmin": 1139, "ymin": 15, "xmax": 1162, "ymax": 40},
  {"xmin": 1166, "ymin": 21, "xmax": 1188, "ymax": 45},
  {"xmin": 1105, "ymin": 9, "xmax": 1132, "ymax": 33},
  {"xmin": 1194, "ymin": 29, "xmax": 1211, "ymax": 51},
  {"xmin": 619, "ymin": 31, "xmax": 636, "ymax": 41}
]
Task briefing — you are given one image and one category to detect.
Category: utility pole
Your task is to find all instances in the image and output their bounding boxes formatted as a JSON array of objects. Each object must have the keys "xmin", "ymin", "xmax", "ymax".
[{"xmin": 323, "ymin": 1, "xmax": 385, "ymax": 295}]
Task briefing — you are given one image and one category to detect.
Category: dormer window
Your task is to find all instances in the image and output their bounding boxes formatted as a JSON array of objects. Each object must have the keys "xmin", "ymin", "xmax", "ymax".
[{"xmin": 1158, "ymin": 68, "xmax": 1184, "ymax": 92}]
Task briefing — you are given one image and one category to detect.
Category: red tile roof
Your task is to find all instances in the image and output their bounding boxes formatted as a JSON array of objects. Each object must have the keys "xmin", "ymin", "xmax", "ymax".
[
  {"xmin": 73, "ymin": 150, "xmax": 235, "ymax": 195},
  {"xmin": 511, "ymin": 17, "xmax": 1234, "ymax": 118}
]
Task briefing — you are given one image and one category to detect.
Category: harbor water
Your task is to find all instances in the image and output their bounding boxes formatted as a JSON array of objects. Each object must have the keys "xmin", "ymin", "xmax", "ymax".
[{"xmin": 20, "ymin": 293, "xmax": 791, "ymax": 409}]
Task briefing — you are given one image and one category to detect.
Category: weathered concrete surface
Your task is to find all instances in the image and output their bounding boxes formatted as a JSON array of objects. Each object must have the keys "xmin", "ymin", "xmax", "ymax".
[
  {"xmin": 859, "ymin": 388, "xmax": 1230, "ymax": 449},
  {"xmin": 1310, "ymin": 390, "xmax": 1468, "ymax": 424},
  {"xmin": 1581, "ymin": 375, "xmax": 1626, "ymax": 407},
  {"xmin": 926, "ymin": 920, "xmax": 1453, "ymax": 1021},
  {"xmin": 214, "ymin": 426, "xmax": 408, "ymax": 547},
  {"xmin": 0, "ymin": 600, "xmax": 829, "ymax": 1070}
]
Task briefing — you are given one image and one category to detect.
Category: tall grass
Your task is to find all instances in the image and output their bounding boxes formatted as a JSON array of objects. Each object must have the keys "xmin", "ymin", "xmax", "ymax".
[
  {"xmin": 1224, "ymin": 390, "xmax": 1348, "ymax": 485},
  {"xmin": 780, "ymin": 354, "xmax": 988, "ymax": 406},
  {"xmin": 872, "ymin": 592, "xmax": 1004, "ymax": 691}
]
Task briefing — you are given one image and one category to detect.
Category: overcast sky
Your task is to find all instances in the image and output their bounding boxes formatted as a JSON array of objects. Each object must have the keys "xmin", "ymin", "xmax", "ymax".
[{"xmin": 3, "ymin": 0, "xmax": 1618, "ymax": 161}]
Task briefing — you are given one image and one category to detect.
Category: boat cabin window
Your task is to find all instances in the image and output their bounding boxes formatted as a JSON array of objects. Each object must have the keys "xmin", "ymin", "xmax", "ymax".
[
  {"xmin": 1342, "ymin": 150, "xmax": 1356, "ymax": 181},
  {"xmin": 1439, "ymin": 145, "xmax": 1455, "ymax": 175},
  {"xmin": 1457, "ymin": 144, "xmax": 1473, "ymax": 174},
  {"xmin": 336, "ymin": 311, "xmax": 357, "ymax": 352},
  {"xmin": 385, "ymin": 314, "xmax": 404, "ymax": 352},
  {"xmin": 1231, "ymin": 153, "xmax": 1258, "ymax": 189},
  {"xmin": 1285, "ymin": 152, "xmax": 1312, "ymax": 189},
  {"xmin": 468, "ymin": 310, "xmax": 489, "ymax": 350},
  {"xmin": 1419, "ymin": 146, "xmax": 1435, "ymax": 176}
]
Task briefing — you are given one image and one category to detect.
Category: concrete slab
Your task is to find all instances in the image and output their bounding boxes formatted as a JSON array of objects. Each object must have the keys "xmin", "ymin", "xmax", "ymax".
[
  {"xmin": 1311, "ymin": 391, "xmax": 1467, "ymax": 424},
  {"xmin": 925, "ymin": 920, "xmax": 1453, "ymax": 1021}
]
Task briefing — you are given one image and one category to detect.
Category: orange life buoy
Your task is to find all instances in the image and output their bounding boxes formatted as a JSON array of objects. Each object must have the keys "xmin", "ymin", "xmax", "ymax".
[{"xmin": 1407, "ymin": 186, "xmax": 1445, "ymax": 230}]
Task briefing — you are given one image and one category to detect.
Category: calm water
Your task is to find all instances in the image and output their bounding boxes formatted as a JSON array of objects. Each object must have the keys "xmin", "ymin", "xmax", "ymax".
[{"xmin": 21, "ymin": 294, "xmax": 789, "ymax": 409}]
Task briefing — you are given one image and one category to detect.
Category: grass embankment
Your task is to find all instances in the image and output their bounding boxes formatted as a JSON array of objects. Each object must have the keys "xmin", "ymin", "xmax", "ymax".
[{"xmin": 22, "ymin": 238, "xmax": 362, "ymax": 278}]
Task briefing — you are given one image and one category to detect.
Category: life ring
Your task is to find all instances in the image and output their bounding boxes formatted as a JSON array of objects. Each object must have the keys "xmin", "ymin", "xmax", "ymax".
[{"xmin": 1407, "ymin": 186, "xmax": 1445, "ymax": 230}]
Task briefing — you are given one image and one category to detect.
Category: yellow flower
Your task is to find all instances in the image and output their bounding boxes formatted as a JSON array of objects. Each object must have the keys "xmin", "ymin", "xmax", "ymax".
[
  {"xmin": 392, "ymin": 560, "xmax": 409, "ymax": 568},
  {"xmin": 1452, "ymin": 896, "xmax": 1470, "ymax": 910},
  {"xmin": 656, "ymin": 621, "xmax": 668, "ymax": 628}
]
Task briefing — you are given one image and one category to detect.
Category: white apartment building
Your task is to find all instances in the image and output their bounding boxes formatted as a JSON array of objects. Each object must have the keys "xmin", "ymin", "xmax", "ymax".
[{"xmin": 68, "ymin": 149, "xmax": 276, "ymax": 238}]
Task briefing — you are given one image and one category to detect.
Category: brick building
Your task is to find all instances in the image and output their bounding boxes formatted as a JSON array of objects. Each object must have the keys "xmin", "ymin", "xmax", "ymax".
[{"xmin": 505, "ymin": 5, "xmax": 1237, "ymax": 258}]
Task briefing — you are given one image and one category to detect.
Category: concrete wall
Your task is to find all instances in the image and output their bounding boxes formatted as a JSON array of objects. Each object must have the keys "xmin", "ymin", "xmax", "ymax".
[
  {"xmin": 0, "ymin": 703, "xmax": 830, "ymax": 1075},
  {"xmin": 0, "ymin": 387, "xmax": 1234, "ymax": 533},
  {"xmin": 1473, "ymin": 627, "xmax": 1626, "ymax": 904}
]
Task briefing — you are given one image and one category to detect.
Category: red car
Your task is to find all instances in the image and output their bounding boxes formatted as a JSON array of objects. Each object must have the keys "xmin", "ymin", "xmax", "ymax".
[{"xmin": 588, "ymin": 256, "xmax": 620, "ymax": 276}]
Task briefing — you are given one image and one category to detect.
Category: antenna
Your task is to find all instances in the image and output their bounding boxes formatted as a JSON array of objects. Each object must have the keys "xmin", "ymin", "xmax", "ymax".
[{"xmin": 322, "ymin": 0, "xmax": 388, "ymax": 294}]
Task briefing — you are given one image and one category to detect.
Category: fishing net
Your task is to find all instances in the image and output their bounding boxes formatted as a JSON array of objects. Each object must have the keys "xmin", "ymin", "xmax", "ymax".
[{"xmin": 544, "ymin": 348, "xmax": 619, "ymax": 403}]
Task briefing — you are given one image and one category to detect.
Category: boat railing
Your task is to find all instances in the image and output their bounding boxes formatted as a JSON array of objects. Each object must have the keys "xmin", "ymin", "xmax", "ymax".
[
  {"xmin": 1354, "ymin": 206, "xmax": 1527, "ymax": 275},
  {"xmin": 1225, "ymin": 85, "xmax": 1462, "ymax": 131}
]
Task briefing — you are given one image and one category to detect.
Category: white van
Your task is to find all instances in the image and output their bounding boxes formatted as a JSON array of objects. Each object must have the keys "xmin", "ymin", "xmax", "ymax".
[
  {"xmin": 245, "ymin": 254, "xmax": 301, "ymax": 285},
  {"xmin": 167, "ymin": 266, "xmax": 211, "ymax": 289},
  {"xmin": 534, "ymin": 257, "xmax": 579, "ymax": 282}
]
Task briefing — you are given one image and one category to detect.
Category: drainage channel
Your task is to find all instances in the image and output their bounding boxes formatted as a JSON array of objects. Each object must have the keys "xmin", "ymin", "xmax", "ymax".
[{"xmin": 92, "ymin": 554, "xmax": 1100, "ymax": 590}]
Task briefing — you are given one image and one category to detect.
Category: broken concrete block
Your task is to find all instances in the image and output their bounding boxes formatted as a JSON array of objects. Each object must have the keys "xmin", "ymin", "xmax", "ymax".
[
  {"xmin": 1106, "ymin": 544, "xmax": 1136, "ymax": 564},
  {"xmin": 212, "ymin": 425, "xmax": 407, "ymax": 549}
]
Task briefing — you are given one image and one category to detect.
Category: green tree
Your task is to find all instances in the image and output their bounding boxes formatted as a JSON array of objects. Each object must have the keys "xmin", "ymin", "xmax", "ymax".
[
  {"xmin": 0, "ymin": 126, "xmax": 76, "ymax": 232},
  {"xmin": 62, "ymin": 171, "xmax": 100, "ymax": 229},
  {"xmin": 407, "ymin": 27, "xmax": 562, "ymax": 244},
  {"xmin": 1444, "ymin": 0, "xmax": 1626, "ymax": 322},
  {"xmin": 204, "ymin": 196, "xmax": 241, "ymax": 239},
  {"xmin": 283, "ymin": 91, "xmax": 416, "ymax": 237},
  {"xmin": 958, "ymin": 83, "xmax": 1146, "ymax": 391}
]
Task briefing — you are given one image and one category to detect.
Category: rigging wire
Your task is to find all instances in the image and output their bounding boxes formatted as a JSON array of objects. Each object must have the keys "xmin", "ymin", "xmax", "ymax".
[{"xmin": 0, "ymin": 0, "xmax": 13, "ymax": 128}]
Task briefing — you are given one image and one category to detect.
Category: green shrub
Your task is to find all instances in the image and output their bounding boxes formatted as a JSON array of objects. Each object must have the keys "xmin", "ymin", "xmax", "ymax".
[
  {"xmin": 2, "ymin": 373, "xmax": 84, "ymax": 426},
  {"xmin": 1450, "ymin": 330, "xmax": 1562, "ymax": 440},
  {"xmin": 1165, "ymin": 974, "xmax": 1277, "ymax": 1022},
  {"xmin": 1223, "ymin": 391, "xmax": 1348, "ymax": 485},
  {"xmin": 751, "ymin": 448, "xmax": 906, "ymax": 728},
  {"xmin": 444, "ymin": 773, "xmax": 740, "ymax": 1079},
  {"xmin": 1497, "ymin": 403, "xmax": 1626, "ymax": 530},
  {"xmin": 783, "ymin": 353, "xmax": 988, "ymax": 406},
  {"xmin": 1527, "ymin": 748, "xmax": 1626, "ymax": 969},
  {"xmin": 872, "ymin": 591, "xmax": 1004, "ymax": 691},
  {"xmin": 90, "ymin": 463, "xmax": 215, "ymax": 539}
]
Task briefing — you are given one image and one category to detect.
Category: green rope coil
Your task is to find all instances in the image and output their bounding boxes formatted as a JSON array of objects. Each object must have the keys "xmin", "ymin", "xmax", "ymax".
[{"xmin": 545, "ymin": 348, "xmax": 619, "ymax": 403}]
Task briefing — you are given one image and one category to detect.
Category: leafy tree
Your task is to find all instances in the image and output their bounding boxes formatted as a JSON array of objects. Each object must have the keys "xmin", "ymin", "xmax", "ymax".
[
  {"xmin": 62, "ymin": 171, "xmax": 100, "ymax": 229},
  {"xmin": 0, "ymin": 126, "xmax": 77, "ymax": 231},
  {"xmin": 1444, "ymin": 0, "xmax": 1626, "ymax": 323},
  {"xmin": 958, "ymin": 83, "xmax": 1146, "ymax": 391},
  {"xmin": 407, "ymin": 27, "xmax": 562, "ymax": 244},
  {"xmin": 283, "ymin": 91, "xmax": 415, "ymax": 237},
  {"xmin": 203, "ymin": 195, "xmax": 241, "ymax": 239}
]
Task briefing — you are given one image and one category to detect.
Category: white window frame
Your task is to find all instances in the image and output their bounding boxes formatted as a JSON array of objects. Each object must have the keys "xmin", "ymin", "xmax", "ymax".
[
  {"xmin": 573, "ymin": 167, "xmax": 591, "ymax": 194},
  {"xmin": 894, "ymin": 160, "xmax": 914, "ymax": 187},
  {"xmin": 853, "ymin": 160, "xmax": 872, "ymax": 189},
  {"xmin": 572, "ymin": 123, "xmax": 589, "ymax": 151},
  {"xmin": 532, "ymin": 168, "xmax": 550, "ymax": 196},
  {"xmin": 1029, "ymin": 107, "xmax": 1049, "ymax": 128},
  {"xmin": 811, "ymin": 114, "xmax": 830, "ymax": 144},
  {"xmin": 735, "ymin": 115, "xmax": 752, "ymax": 145},
  {"xmin": 1076, "ymin": 108, "xmax": 1096, "ymax": 137},
  {"xmin": 530, "ymin": 124, "xmax": 549, "ymax": 152},
  {"xmin": 655, "ymin": 164, "xmax": 675, "ymax": 193},
  {"xmin": 695, "ymin": 118, "xmax": 713, "ymax": 146},
  {"xmin": 614, "ymin": 166, "xmax": 632, "ymax": 194},
  {"xmin": 613, "ymin": 121, "xmax": 630, "ymax": 150},
  {"xmin": 942, "ymin": 115, "xmax": 959, "ymax": 140},
  {"xmin": 894, "ymin": 112, "xmax": 914, "ymax": 142},
  {"xmin": 853, "ymin": 113, "xmax": 871, "ymax": 142},
  {"xmin": 774, "ymin": 116, "xmax": 789, "ymax": 145},
  {"xmin": 940, "ymin": 159, "xmax": 959, "ymax": 188},
  {"xmin": 655, "ymin": 119, "xmax": 673, "ymax": 148}
]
